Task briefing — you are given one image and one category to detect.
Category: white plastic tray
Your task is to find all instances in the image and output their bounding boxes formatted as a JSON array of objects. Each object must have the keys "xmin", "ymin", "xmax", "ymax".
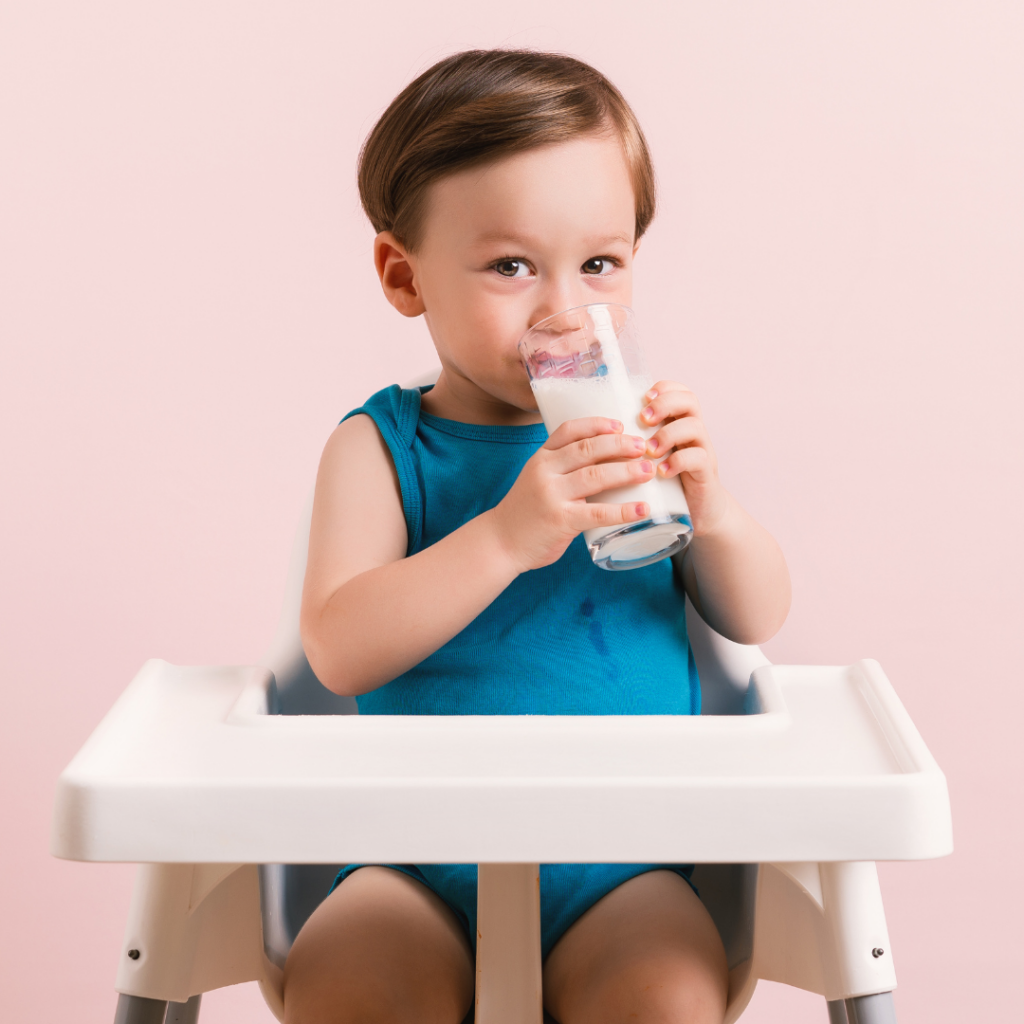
[{"xmin": 51, "ymin": 658, "xmax": 952, "ymax": 865}]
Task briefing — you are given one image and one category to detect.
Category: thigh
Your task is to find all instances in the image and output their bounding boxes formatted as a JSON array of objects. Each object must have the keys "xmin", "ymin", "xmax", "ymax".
[
  {"xmin": 283, "ymin": 866, "xmax": 474, "ymax": 1024},
  {"xmin": 542, "ymin": 869, "xmax": 728, "ymax": 1024}
]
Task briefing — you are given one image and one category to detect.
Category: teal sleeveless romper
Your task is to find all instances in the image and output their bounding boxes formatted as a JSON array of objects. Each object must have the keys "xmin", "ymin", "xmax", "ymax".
[{"xmin": 332, "ymin": 385, "xmax": 701, "ymax": 958}]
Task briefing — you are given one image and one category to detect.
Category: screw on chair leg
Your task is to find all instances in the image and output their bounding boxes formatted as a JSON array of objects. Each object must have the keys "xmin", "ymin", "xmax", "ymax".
[
  {"xmin": 164, "ymin": 994, "xmax": 202, "ymax": 1024},
  {"xmin": 113, "ymin": 994, "xmax": 168, "ymax": 1024},
  {"xmin": 845, "ymin": 991, "xmax": 897, "ymax": 1024},
  {"xmin": 828, "ymin": 998, "xmax": 850, "ymax": 1023}
]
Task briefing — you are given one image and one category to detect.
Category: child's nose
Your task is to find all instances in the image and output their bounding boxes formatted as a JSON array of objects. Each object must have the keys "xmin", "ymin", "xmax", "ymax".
[{"xmin": 529, "ymin": 281, "xmax": 585, "ymax": 326}]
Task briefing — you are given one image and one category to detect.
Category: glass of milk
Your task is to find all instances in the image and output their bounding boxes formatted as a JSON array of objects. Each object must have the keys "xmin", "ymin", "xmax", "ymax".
[{"xmin": 519, "ymin": 303, "xmax": 693, "ymax": 570}]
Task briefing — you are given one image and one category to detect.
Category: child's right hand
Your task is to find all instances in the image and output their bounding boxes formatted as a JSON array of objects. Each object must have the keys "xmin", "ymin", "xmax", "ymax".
[{"xmin": 487, "ymin": 418, "xmax": 656, "ymax": 573}]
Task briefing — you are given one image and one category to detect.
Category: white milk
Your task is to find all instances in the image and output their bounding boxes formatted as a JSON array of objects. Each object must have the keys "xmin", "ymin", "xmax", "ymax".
[{"xmin": 531, "ymin": 374, "xmax": 691, "ymax": 549}]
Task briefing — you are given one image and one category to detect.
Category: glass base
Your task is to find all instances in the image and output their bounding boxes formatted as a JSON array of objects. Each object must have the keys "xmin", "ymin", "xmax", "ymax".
[{"xmin": 587, "ymin": 514, "xmax": 693, "ymax": 571}]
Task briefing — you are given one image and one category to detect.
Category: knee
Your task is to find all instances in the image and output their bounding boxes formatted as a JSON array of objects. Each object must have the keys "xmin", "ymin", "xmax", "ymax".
[
  {"xmin": 638, "ymin": 970, "xmax": 727, "ymax": 1024},
  {"xmin": 282, "ymin": 961, "xmax": 385, "ymax": 1024},
  {"xmin": 283, "ymin": 955, "xmax": 385, "ymax": 1024},
  {"xmin": 283, "ymin": 949, "xmax": 471, "ymax": 1024},
  {"xmin": 579, "ymin": 956, "xmax": 728, "ymax": 1024}
]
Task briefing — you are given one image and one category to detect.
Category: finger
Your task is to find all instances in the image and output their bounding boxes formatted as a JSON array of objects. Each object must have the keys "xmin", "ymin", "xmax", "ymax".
[
  {"xmin": 646, "ymin": 416, "xmax": 708, "ymax": 457},
  {"xmin": 658, "ymin": 446, "xmax": 715, "ymax": 482},
  {"xmin": 553, "ymin": 431, "xmax": 647, "ymax": 472},
  {"xmin": 564, "ymin": 458, "xmax": 656, "ymax": 500},
  {"xmin": 643, "ymin": 379, "xmax": 692, "ymax": 400},
  {"xmin": 639, "ymin": 387, "xmax": 701, "ymax": 428},
  {"xmin": 564, "ymin": 500, "xmax": 651, "ymax": 533},
  {"xmin": 544, "ymin": 417, "xmax": 624, "ymax": 451}
]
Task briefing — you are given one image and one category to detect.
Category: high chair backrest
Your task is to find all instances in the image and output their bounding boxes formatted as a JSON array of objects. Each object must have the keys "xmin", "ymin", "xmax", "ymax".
[{"xmin": 261, "ymin": 482, "xmax": 357, "ymax": 717}]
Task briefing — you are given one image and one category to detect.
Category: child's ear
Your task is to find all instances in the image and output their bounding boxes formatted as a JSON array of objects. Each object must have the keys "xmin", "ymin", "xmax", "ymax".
[{"xmin": 374, "ymin": 232, "xmax": 426, "ymax": 317}]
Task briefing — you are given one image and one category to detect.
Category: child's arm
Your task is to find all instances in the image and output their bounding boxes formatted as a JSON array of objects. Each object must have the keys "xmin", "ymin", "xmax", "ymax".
[
  {"xmin": 647, "ymin": 381, "xmax": 792, "ymax": 645},
  {"xmin": 301, "ymin": 413, "xmax": 656, "ymax": 695}
]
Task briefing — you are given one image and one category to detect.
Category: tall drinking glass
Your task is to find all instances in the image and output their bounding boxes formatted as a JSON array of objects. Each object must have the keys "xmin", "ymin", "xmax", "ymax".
[{"xmin": 519, "ymin": 303, "xmax": 692, "ymax": 570}]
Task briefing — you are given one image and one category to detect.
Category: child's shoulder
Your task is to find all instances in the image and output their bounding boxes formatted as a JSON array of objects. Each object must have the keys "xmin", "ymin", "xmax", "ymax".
[
  {"xmin": 334, "ymin": 383, "xmax": 423, "ymax": 459},
  {"xmin": 321, "ymin": 410, "xmax": 396, "ymax": 488},
  {"xmin": 343, "ymin": 383, "xmax": 421, "ymax": 432}
]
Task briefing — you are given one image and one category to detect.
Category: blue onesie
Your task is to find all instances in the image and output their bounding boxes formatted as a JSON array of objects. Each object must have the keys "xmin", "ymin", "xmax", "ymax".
[{"xmin": 332, "ymin": 384, "xmax": 701, "ymax": 958}]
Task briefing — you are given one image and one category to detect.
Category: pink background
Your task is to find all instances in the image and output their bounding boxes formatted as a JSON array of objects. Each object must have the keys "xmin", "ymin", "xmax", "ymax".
[{"xmin": 2, "ymin": 2, "xmax": 1021, "ymax": 1020}]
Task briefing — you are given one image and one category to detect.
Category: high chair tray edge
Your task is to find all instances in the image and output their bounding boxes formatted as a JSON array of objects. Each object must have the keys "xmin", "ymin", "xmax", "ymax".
[{"xmin": 51, "ymin": 657, "xmax": 952, "ymax": 865}]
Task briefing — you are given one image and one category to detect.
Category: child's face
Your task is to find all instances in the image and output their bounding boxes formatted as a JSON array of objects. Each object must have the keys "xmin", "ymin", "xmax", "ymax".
[{"xmin": 383, "ymin": 133, "xmax": 639, "ymax": 416}]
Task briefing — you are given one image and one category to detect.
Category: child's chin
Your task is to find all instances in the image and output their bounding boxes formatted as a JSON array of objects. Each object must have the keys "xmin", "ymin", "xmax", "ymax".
[
  {"xmin": 504, "ymin": 386, "xmax": 540, "ymax": 414},
  {"xmin": 481, "ymin": 375, "xmax": 535, "ymax": 411}
]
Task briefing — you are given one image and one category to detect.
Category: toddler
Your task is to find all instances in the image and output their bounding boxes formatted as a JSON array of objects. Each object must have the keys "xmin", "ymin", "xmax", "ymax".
[{"xmin": 287, "ymin": 49, "xmax": 790, "ymax": 1024}]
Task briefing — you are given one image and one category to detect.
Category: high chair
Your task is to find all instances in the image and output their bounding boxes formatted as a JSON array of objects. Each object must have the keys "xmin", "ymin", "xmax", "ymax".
[{"xmin": 51, "ymin": 374, "xmax": 952, "ymax": 1024}]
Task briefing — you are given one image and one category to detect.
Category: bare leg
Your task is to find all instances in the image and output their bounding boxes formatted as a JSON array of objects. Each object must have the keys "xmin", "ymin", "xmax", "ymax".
[
  {"xmin": 543, "ymin": 870, "xmax": 728, "ymax": 1024},
  {"xmin": 283, "ymin": 866, "xmax": 474, "ymax": 1024}
]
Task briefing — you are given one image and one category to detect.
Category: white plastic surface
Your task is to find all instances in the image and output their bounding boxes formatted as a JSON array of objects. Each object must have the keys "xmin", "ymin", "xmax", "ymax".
[
  {"xmin": 115, "ymin": 863, "xmax": 263, "ymax": 1002},
  {"xmin": 476, "ymin": 864, "xmax": 543, "ymax": 1024},
  {"xmin": 52, "ymin": 657, "xmax": 952, "ymax": 865},
  {"xmin": 742, "ymin": 860, "xmax": 897, "ymax": 1009},
  {"xmin": 819, "ymin": 862, "xmax": 896, "ymax": 998}
]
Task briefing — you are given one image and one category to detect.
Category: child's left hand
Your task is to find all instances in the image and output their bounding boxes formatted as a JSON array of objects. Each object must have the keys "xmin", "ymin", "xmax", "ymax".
[{"xmin": 641, "ymin": 380, "xmax": 728, "ymax": 536}]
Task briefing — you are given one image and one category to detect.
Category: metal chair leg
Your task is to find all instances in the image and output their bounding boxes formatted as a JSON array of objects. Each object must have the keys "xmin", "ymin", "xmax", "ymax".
[
  {"xmin": 828, "ymin": 998, "xmax": 850, "ymax": 1023},
  {"xmin": 113, "ymin": 994, "xmax": 167, "ymax": 1024},
  {"xmin": 165, "ymin": 995, "xmax": 202, "ymax": 1024},
  {"xmin": 845, "ymin": 991, "xmax": 897, "ymax": 1024}
]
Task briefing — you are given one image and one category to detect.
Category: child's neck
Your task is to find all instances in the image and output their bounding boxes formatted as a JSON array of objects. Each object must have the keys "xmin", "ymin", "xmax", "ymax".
[{"xmin": 420, "ymin": 369, "xmax": 543, "ymax": 427}]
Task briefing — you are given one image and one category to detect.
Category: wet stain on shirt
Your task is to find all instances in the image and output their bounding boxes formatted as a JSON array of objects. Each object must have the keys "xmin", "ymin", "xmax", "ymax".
[{"xmin": 580, "ymin": 597, "xmax": 609, "ymax": 657}]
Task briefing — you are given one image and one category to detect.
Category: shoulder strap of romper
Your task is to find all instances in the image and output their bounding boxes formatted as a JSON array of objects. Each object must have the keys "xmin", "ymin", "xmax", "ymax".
[{"xmin": 341, "ymin": 384, "xmax": 424, "ymax": 555}]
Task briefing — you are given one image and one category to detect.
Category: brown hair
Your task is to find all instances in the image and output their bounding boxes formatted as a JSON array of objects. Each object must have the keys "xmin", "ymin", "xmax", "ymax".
[{"xmin": 358, "ymin": 49, "xmax": 656, "ymax": 249}]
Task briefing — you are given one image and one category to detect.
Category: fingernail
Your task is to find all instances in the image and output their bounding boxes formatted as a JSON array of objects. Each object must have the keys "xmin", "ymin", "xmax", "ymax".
[
  {"xmin": 640, "ymin": 460, "xmax": 653, "ymax": 473},
  {"xmin": 633, "ymin": 436, "xmax": 646, "ymax": 451},
  {"xmin": 642, "ymin": 406, "xmax": 655, "ymax": 420},
  {"xmin": 635, "ymin": 503, "xmax": 649, "ymax": 517},
  {"xmin": 658, "ymin": 462, "xmax": 670, "ymax": 475},
  {"xmin": 610, "ymin": 419, "xmax": 623, "ymax": 431},
  {"xmin": 647, "ymin": 437, "xmax": 659, "ymax": 453},
  {"xmin": 646, "ymin": 389, "xmax": 659, "ymax": 400}
]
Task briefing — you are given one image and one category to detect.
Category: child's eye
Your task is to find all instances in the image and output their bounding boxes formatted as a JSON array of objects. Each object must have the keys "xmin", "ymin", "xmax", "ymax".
[
  {"xmin": 492, "ymin": 259, "xmax": 531, "ymax": 278},
  {"xmin": 581, "ymin": 257, "xmax": 618, "ymax": 275}
]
